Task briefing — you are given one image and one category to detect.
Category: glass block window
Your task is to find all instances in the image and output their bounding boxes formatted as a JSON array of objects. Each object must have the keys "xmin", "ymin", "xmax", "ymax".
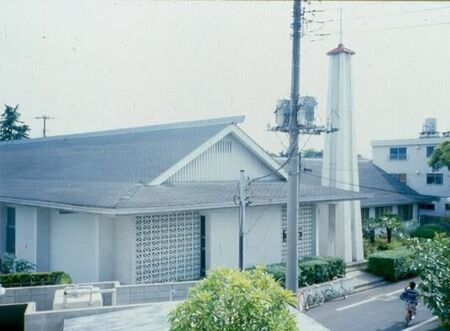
[
  {"xmin": 135, "ymin": 211, "xmax": 201, "ymax": 284},
  {"xmin": 281, "ymin": 204, "xmax": 314, "ymax": 261},
  {"xmin": 389, "ymin": 147, "xmax": 407, "ymax": 160}
]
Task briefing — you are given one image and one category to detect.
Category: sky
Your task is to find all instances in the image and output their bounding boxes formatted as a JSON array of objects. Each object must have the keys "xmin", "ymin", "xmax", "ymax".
[{"xmin": 0, "ymin": 0, "xmax": 449, "ymax": 158}]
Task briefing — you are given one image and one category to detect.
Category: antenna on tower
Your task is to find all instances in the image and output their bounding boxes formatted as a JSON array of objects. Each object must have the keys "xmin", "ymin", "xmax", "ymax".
[{"xmin": 339, "ymin": 7, "xmax": 343, "ymax": 44}]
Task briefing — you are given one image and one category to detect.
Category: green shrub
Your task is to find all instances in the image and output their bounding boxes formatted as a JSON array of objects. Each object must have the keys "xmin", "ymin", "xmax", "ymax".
[
  {"xmin": 363, "ymin": 238, "xmax": 404, "ymax": 258},
  {"xmin": 0, "ymin": 271, "xmax": 72, "ymax": 288},
  {"xmin": 408, "ymin": 234, "xmax": 450, "ymax": 328},
  {"xmin": 254, "ymin": 256, "xmax": 346, "ymax": 287},
  {"xmin": 169, "ymin": 267, "xmax": 297, "ymax": 331},
  {"xmin": 368, "ymin": 249, "xmax": 415, "ymax": 281},
  {"xmin": 411, "ymin": 224, "xmax": 447, "ymax": 239}
]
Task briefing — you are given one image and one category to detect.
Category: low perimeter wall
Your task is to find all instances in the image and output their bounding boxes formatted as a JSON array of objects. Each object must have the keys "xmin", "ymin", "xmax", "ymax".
[
  {"xmin": 25, "ymin": 302, "xmax": 158, "ymax": 331},
  {"xmin": 1, "ymin": 281, "xmax": 119, "ymax": 311}
]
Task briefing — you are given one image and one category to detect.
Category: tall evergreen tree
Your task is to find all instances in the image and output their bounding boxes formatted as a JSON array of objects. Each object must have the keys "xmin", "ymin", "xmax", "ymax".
[{"xmin": 0, "ymin": 104, "xmax": 30, "ymax": 141}]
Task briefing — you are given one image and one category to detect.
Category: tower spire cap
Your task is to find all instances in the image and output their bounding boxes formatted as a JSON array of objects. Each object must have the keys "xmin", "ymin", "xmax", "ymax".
[{"xmin": 327, "ymin": 43, "xmax": 355, "ymax": 56}]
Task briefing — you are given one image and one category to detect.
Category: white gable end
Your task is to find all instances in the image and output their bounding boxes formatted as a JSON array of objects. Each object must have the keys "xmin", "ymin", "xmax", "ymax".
[{"xmin": 167, "ymin": 134, "xmax": 282, "ymax": 182}]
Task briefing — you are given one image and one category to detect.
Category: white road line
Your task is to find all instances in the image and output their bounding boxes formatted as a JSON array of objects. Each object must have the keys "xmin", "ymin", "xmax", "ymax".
[
  {"xmin": 379, "ymin": 296, "xmax": 397, "ymax": 302},
  {"xmin": 337, "ymin": 288, "xmax": 405, "ymax": 311},
  {"xmin": 385, "ymin": 289, "xmax": 404, "ymax": 297},
  {"xmin": 402, "ymin": 316, "xmax": 438, "ymax": 331},
  {"xmin": 336, "ymin": 298, "xmax": 375, "ymax": 311}
]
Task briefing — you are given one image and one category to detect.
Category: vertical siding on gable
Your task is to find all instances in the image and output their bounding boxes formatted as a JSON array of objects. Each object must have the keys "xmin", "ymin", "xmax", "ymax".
[{"xmin": 168, "ymin": 135, "xmax": 280, "ymax": 182}]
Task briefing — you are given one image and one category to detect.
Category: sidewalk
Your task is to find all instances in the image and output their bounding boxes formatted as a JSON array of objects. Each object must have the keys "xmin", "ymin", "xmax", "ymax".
[{"xmin": 290, "ymin": 306, "xmax": 329, "ymax": 331}]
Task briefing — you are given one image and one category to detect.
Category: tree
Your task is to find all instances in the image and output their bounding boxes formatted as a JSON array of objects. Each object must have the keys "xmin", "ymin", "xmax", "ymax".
[
  {"xmin": 362, "ymin": 217, "xmax": 379, "ymax": 244},
  {"xmin": 378, "ymin": 214, "xmax": 401, "ymax": 243},
  {"xmin": 169, "ymin": 267, "xmax": 297, "ymax": 331},
  {"xmin": 0, "ymin": 104, "xmax": 30, "ymax": 141},
  {"xmin": 408, "ymin": 234, "xmax": 450, "ymax": 328},
  {"xmin": 428, "ymin": 141, "xmax": 450, "ymax": 171},
  {"xmin": 302, "ymin": 148, "xmax": 323, "ymax": 158}
]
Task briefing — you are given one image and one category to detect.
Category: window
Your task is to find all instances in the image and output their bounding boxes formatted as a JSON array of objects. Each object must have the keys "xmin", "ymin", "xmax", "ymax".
[
  {"xmin": 361, "ymin": 208, "xmax": 369, "ymax": 221},
  {"xmin": 445, "ymin": 203, "xmax": 450, "ymax": 211},
  {"xmin": 389, "ymin": 147, "xmax": 407, "ymax": 160},
  {"xmin": 398, "ymin": 205, "xmax": 413, "ymax": 221},
  {"xmin": 418, "ymin": 203, "xmax": 435, "ymax": 211},
  {"xmin": 282, "ymin": 229, "xmax": 303, "ymax": 243},
  {"xmin": 375, "ymin": 206, "xmax": 392, "ymax": 218},
  {"xmin": 426, "ymin": 173, "xmax": 443, "ymax": 185},
  {"xmin": 426, "ymin": 146, "xmax": 435, "ymax": 157},
  {"xmin": 6, "ymin": 207, "xmax": 15, "ymax": 254},
  {"xmin": 391, "ymin": 173, "xmax": 407, "ymax": 184}
]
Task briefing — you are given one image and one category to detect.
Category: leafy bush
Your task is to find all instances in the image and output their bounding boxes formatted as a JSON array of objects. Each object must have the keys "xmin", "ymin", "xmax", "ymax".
[
  {"xmin": 363, "ymin": 238, "xmax": 404, "ymax": 258},
  {"xmin": 0, "ymin": 254, "xmax": 35, "ymax": 274},
  {"xmin": 256, "ymin": 256, "xmax": 345, "ymax": 287},
  {"xmin": 408, "ymin": 234, "xmax": 450, "ymax": 328},
  {"xmin": 367, "ymin": 249, "xmax": 415, "ymax": 281},
  {"xmin": 0, "ymin": 271, "xmax": 72, "ymax": 288},
  {"xmin": 411, "ymin": 224, "xmax": 447, "ymax": 239},
  {"xmin": 169, "ymin": 267, "xmax": 297, "ymax": 331}
]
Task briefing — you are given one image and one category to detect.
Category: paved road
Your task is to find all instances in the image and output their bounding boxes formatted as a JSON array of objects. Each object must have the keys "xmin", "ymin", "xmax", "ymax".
[{"xmin": 306, "ymin": 279, "xmax": 443, "ymax": 331}]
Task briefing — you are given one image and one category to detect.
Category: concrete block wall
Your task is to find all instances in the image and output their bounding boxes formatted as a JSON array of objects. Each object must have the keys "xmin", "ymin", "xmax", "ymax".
[
  {"xmin": 115, "ymin": 280, "xmax": 197, "ymax": 305},
  {"xmin": 2, "ymin": 282, "xmax": 118, "ymax": 311}
]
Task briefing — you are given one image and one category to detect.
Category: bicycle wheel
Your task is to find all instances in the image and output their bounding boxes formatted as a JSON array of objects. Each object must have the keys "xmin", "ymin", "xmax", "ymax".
[
  {"xmin": 316, "ymin": 293, "xmax": 325, "ymax": 306},
  {"xmin": 324, "ymin": 289, "xmax": 334, "ymax": 302},
  {"xmin": 305, "ymin": 294, "xmax": 314, "ymax": 311},
  {"xmin": 298, "ymin": 292, "xmax": 306, "ymax": 311}
]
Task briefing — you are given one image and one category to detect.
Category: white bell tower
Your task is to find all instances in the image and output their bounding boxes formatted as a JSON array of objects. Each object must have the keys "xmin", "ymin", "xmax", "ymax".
[{"xmin": 320, "ymin": 42, "xmax": 364, "ymax": 262}]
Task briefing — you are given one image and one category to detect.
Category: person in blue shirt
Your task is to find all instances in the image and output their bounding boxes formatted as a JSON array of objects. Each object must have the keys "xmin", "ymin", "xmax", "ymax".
[{"xmin": 400, "ymin": 281, "xmax": 419, "ymax": 320}]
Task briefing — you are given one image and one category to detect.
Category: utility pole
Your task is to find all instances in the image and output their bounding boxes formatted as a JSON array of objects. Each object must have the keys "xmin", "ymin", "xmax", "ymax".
[
  {"xmin": 35, "ymin": 115, "xmax": 54, "ymax": 137},
  {"xmin": 238, "ymin": 169, "xmax": 247, "ymax": 270},
  {"xmin": 286, "ymin": 0, "xmax": 302, "ymax": 294}
]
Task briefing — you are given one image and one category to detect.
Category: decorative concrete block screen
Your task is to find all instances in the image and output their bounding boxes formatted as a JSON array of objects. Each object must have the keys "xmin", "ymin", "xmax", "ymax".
[
  {"xmin": 281, "ymin": 204, "xmax": 314, "ymax": 260},
  {"xmin": 136, "ymin": 211, "xmax": 201, "ymax": 284}
]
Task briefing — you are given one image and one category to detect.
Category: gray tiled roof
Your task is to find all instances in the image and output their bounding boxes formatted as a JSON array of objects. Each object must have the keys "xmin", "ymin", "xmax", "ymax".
[
  {"xmin": 0, "ymin": 117, "xmax": 241, "ymax": 183},
  {"xmin": 299, "ymin": 159, "xmax": 436, "ymax": 207},
  {"xmin": 0, "ymin": 116, "xmax": 369, "ymax": 213}
]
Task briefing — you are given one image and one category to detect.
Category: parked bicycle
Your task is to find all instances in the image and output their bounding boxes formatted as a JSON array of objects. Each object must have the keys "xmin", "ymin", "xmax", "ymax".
[
  {"xmin": 301, "ymin": 283, "xmax": 324, "ymax": 311},
  {"xmin": 323, "ymin": 276, "xmax": 348, "ymax": 302}
]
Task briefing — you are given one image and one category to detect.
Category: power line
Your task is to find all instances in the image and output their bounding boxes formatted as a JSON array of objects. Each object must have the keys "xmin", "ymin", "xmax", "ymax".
[
  {"xmin": 344, "ymin": 5, "xmax": 450, "ymax": 21},
  {"xmin": 301, "ymin": 170, "xmax": 448, "ymax": 199},
  {"xmin": 318, "ymin": 20, "xmax": 450, "ymax": 36}
]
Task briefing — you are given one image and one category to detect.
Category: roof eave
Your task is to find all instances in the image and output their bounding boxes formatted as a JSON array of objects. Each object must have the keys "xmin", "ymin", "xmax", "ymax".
[{"xmin": 0, "ymin": 193, "xmax": 369, "ymax": 216}]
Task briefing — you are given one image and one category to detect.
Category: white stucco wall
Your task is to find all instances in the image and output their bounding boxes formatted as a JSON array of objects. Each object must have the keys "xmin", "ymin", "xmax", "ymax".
[
  {"xmin": 203, "ymin": 205, "xmax": 282, "ymax": 270},
  {"xmin": 98, "ymin": 216, "xmax": 115, "ymax": 281},
  {"xmin": 114, "ymin": 216, "xmax": 135, "ymax": 284},
  {"xmin": 49, "ymin": 211, "xmax": 99, "ymax": 283},
  {"xmin": 15, "ymin": 205, "xmax": 38, "ymax": 264},
  {"xmin": 36, "ymin": 208, "xmax": 51, "ymax": 271}
]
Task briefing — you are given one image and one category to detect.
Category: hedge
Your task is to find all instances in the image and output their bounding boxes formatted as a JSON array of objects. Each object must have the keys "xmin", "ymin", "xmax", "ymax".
[
  {"xmin": 411, "ymin": 224, "xmax": 447, "ymax": 239},
  {"xmin": 367, "ymin": 249, "xmax": 415, "ymax": 281},
  {"xmin": 0, "ymin": 272, "xmax": 72, "ymax": 288},
  {"xmin": 252, "ymin": 256, "xmax": 346, "ymax": 287}
]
